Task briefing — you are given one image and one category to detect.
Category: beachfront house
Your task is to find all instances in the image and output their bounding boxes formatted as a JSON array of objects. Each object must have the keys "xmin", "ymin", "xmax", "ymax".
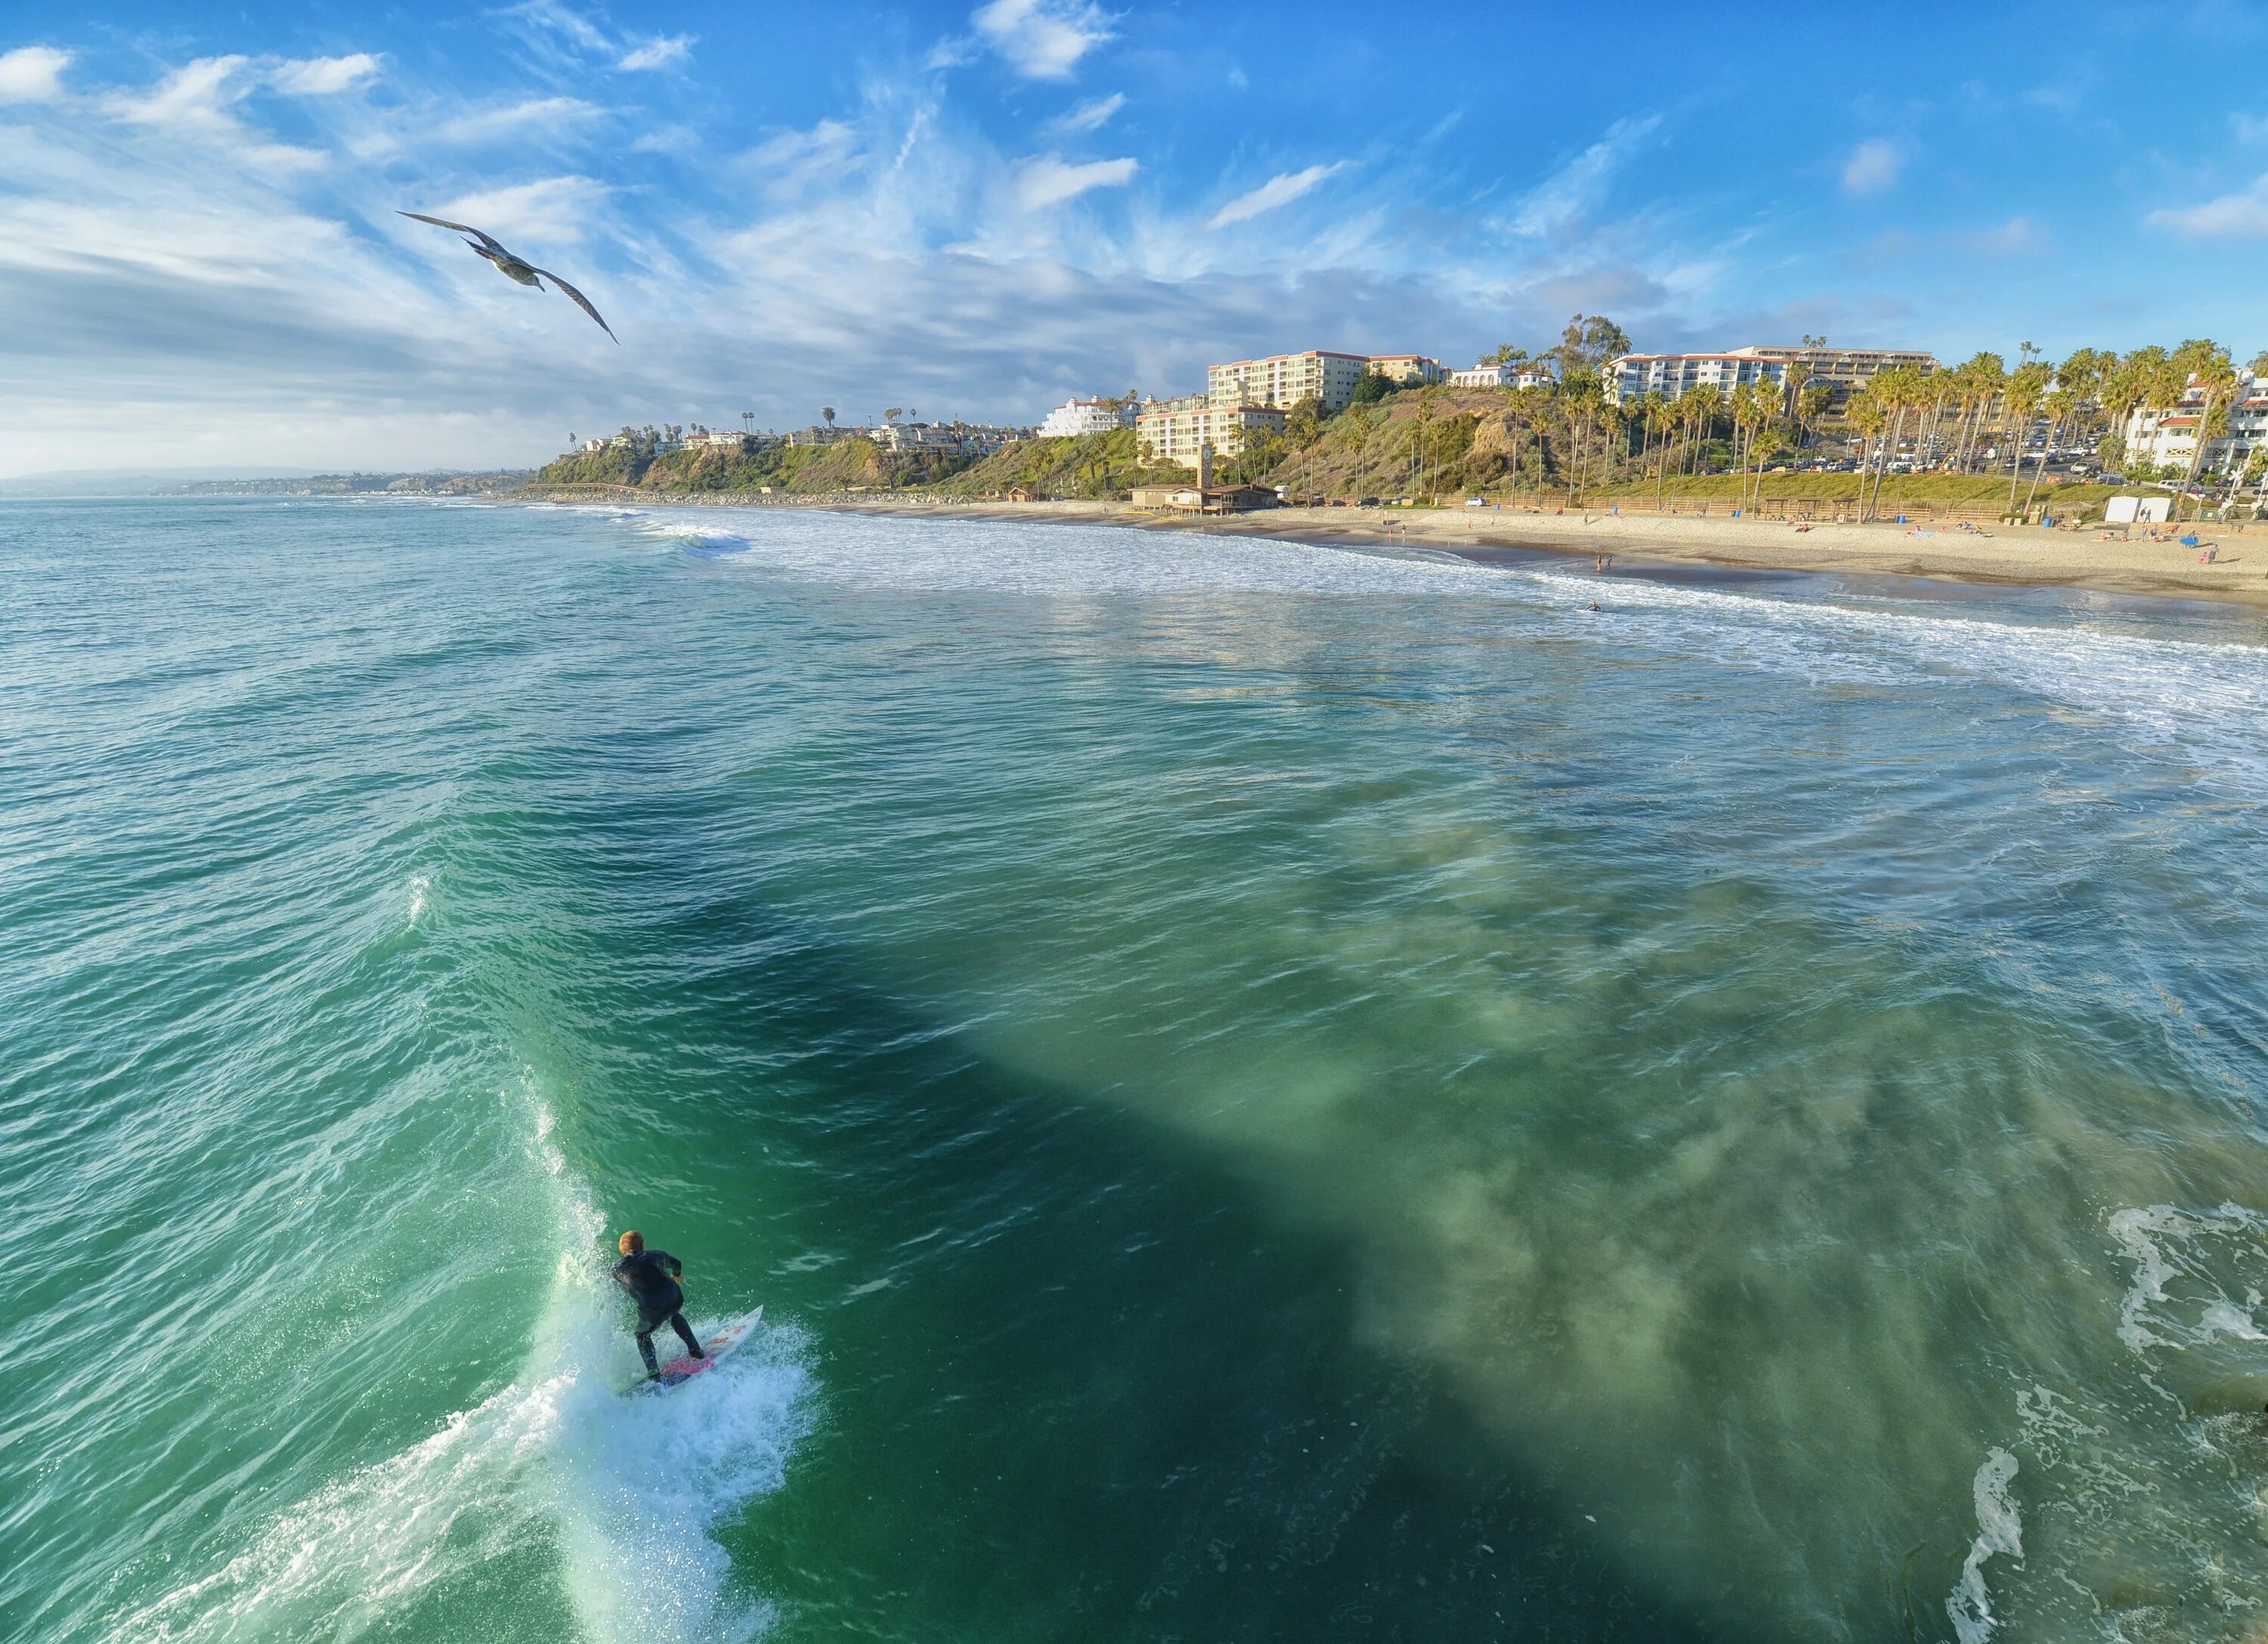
[
  {"xmin": 1038, "ymin": 398, "xmax": 1136, "ymax": 438},
  {"xmin": 2124, "ymin": 370, "xmax": 2266, "ymax": 475},
  {"xmin": 1449, "ymin": 361, "xmax": 1555, "ymax": 390}
]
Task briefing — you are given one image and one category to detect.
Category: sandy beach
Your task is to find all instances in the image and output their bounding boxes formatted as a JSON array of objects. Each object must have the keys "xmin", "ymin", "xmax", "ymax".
[{"xmin": 530, "ymin": 486, "xmax": 2268, "ymax": 610}]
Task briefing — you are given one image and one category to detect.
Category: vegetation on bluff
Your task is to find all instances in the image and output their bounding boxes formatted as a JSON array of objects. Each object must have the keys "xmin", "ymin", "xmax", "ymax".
[
  {"xmin": 925, "ymin": 429, "xmax": 1192, "ymax": 499},
  {"xmin": 535, "ymin": 435, "xmax": 976, "ymax": 494}
]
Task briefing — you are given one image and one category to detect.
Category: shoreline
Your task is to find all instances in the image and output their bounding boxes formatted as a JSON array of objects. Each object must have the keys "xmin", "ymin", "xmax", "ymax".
[{"xmin": 519, "ymin": 486, "xmax": 2268, "ymax": 612}]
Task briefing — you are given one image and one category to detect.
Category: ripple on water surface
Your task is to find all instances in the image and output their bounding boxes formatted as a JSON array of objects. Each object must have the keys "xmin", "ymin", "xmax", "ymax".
[{"xmin": 2, "ymin": 497, "xmax": 2266, "ymax": 1643}]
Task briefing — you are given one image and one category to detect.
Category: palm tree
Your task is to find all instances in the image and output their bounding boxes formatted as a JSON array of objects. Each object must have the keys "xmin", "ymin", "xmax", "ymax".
[
  {"xmin": 1781, "ymin": 358, "xmax": 1812, "ymax": 447},
  {"xmin": 2001, "ymin": 361, "xmax": 2052, "ymax": 511},
  {"xmin": 1681, "ymin": 385, "xmax": 1721, "ymax": 481},
  {"xmin": 2169, "ymin": 339, "xmax": 2238, "ymax": 522},
  {"xmin": 1864, "ymin": 369, "xmax": 1911, "ymax": 522},
  {"xmin": 1847, "ymin": 392, "xmax": 1885, "ymax": 521},
  {"xmin": 1647, "ymin": 393, "xmax": 1675, "ymax": 510},
  {"xmin": 2097, "ymin": 348, "xmax": 2161, "ymax": 475},
  {"xmin": 821, "ymin": 406, "xmax": 836, "ymax": 427},
  {"xmin": 1956, "ymin": 353, "xmax": 2006, "ymax": 474}
]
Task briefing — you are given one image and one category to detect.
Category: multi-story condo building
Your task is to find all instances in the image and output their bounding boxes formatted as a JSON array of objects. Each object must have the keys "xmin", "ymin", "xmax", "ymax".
[
  {"xmin": 1448, "ymin": 361, "xmax": 1554, "ymax": 390},
  {"xmin": 1137, "ymin": 395, "xmax": 1287, "ymax": 463},
  {"xmin": 1602, "ymin": 352, "xmax": 1791, "ymax": 407},
  {"xmin": 1038, "ymin": 398, "xmax": 1136, "ymax": 438},
  {"xmin": 1727, "ymin": 344, "xmax": 1938, "ymax": 405},
  {"xmin": 1207, "ymin": 351, "xmax": 1374, "ymax": 413},
  {"xmin": 1204, "ymin": 351, "xmax": 1444, "ymax": 413},
  {"xmin": 1364, "ymin": 354, "xmax": 1446, "ymax": 389},
  {"xmin": 2124, "ymin": 371, "xmax": 2267, "ymax": 473},
  {"xmin": 1603, "ymin": 345, "xmax": 1939, "ymax": 407}
]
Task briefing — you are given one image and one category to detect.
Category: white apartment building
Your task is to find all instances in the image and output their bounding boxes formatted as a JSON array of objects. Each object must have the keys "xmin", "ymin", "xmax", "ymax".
[
  {"xmin": 2123, "ymin": 371, "xmax": 2267, "ymax": 472},
  {"xmin": 1038, "ymin": 398, "xmax": 1135, "ymax": 438},
  {"xmin": 1137, "ymin": 395, "xmax": 1287, "ymax": 463},
  {"xmin": 1727, "ymin": 344, "xmax": 1938, "ymax": 403},
  {"xmin": 1448, "ymin": 361, "xmax": 1554, "ymax": 390},
  {"xmin": 1602, "ymin": 352, "xmax": 1790, "ymax": 407}
]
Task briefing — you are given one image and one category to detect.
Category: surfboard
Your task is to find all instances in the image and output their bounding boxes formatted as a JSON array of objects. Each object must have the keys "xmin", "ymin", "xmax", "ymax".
[{"xmin": 645, "ymin": 1306, "xmax": 763, "ymax": 1390}]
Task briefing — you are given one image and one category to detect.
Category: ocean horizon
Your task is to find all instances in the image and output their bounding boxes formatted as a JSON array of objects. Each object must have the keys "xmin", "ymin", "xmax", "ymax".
[{"xmin": 6, "ymin": 494, "xmax": 2268, "ymax": 1643}]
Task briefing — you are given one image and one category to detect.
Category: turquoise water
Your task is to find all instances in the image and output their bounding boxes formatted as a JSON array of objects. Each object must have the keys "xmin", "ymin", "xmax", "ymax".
[{"xmin": 5, "ymin": 497, "xmax": 2268, "ymax": 1642}]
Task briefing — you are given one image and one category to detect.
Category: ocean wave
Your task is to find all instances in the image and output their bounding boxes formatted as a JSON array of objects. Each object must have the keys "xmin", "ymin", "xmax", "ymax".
[
  {"xmin": 98, "ymin": 1090, "xmax": 813, "ymax": 1644},
  {"xmin": 622, "ymin": 504, "xmax": 2268, "ymax": 792}
]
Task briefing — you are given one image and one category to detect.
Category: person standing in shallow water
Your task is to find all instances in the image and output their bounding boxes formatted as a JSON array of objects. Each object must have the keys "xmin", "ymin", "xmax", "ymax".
[{"xmin": 612, "ymin": 1230, "xmax": 705, "ymax": 1379}]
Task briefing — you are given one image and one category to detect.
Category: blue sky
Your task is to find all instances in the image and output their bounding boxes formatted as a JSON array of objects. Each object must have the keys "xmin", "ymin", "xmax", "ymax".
[{"xmin": 3, "ymin": 1, "xmax": 2266, "ymax": 475}]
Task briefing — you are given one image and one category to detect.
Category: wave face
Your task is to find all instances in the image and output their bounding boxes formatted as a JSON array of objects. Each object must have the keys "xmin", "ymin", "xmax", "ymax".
[{"xmin": 6, "ymin": 497, "xmax": 2268, "ymax": 1642}]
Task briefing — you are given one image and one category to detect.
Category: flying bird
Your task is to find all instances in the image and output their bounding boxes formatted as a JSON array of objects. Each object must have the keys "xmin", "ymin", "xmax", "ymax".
[{"xmin": 398, "ymin": 211, "xmax": 617, "ymax": 342}]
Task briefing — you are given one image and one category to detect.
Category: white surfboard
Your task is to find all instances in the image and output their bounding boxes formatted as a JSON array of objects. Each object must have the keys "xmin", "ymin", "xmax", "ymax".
[{"xmin": 645, "ymin": 1306, "xmax": 763, "ymax": 1390}]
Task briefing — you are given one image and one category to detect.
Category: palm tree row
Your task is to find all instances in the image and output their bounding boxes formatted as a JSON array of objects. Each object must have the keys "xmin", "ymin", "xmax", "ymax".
[{"xmin": 1844, "ymin": 340, "xmax": 2266, "ymax": 523}]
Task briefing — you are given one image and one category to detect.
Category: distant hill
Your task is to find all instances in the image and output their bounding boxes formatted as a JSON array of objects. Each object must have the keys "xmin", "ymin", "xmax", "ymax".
[
  {"xmin": 0, "ymin": 467, "xmax": 315, "ymax": 497},
  {"xmin": 169, "ymin": 472, "xmax": 535, "ymax": 497}
]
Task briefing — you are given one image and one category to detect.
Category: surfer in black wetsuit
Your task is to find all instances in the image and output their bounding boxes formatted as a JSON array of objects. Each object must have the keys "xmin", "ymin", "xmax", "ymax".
[{"xmin": 612, "ymin": 1230, "xmax": 705, "ymax": 1380}]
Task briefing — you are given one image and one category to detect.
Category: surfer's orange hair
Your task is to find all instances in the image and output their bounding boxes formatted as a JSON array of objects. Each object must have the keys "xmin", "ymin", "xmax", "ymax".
[{"xmin": 618, "ymin": 1230, "xmax": 643, "ymax": 1254}]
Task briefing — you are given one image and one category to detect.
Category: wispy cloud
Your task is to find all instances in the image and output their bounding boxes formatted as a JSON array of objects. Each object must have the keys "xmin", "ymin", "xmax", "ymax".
[
  {"xmin": 1507, "ymin": 116, "xmax": 1659, "ymax": 237},
  {"xmin": 1046, "ymin": 91, "xmax": 1123, "ymax": 134},
  {"xmin": 619, "ymin": 35, "xmax": 693, "ymax": 72},
  {"xmin": 2146, "ymin": 173, "xmax": 2268, "ymax": 238},
  {"xmin": 972, "ymin": 0, "xmax": 1114, "ymax": 80},
  {"xmin": 0, "ymin": 45, "xmax": 73, "ymax": 104},
  {"xmin": 1840, "ymin": 139, "xmax": 1901, "ymax": 196},
  {"xmin": 107, "ymin": 56, "xmax": 324, "ymax": 171},
  {"xmin": 1963, "ymin": 215, "xmax": 2050, "ymax": 255},
  {"xmin": 433, "ymin": 96, "xmax": 602, "ymax": 144},
  {"xmin": 1207, "ymin": 163, "xmax": 1349, "ymax": 229},
  {"xmin": 271, "ymin": 54, "xmax": 381, "ymax": 96},
  {"xmin": 421, "ymin": 176, "xmax": 610, "ymax": 244},
  {"xmin": 1015, "ymin": 153, "xmax": 1136, "ymax": 209}
]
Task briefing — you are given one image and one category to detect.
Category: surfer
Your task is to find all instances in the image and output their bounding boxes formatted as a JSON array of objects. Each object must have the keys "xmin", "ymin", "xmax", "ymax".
[{"xmin": 612, "ymin": 1230, "xmax": 705, "ymax": 1380}]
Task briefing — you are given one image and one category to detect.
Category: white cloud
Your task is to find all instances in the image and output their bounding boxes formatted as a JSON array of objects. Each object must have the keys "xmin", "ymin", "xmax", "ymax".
[
  {"xmin": 1507, "ymin": 116, "xmax": 1659, "ymax": 237},
  {"xmin": 1046, "ymin": 91, "xmax": 1123, "ymax": 134},
  {"xmin": 1840, "ymin": 138, "xmax": 1901, "ymax": 196},
  {"xmin": 420, "ymin": 176, "xmax": 611, "ymax": 245},
  {"xmin": 0, "ymin": 45, "xmax": 72, "ymax": 104},
  {"xmin": 1015, "ymin": 154, "xmax": 1136, "ymax": 209},
  {"xmin": 113, "ymin": 56, "xmax": 251, "ymax": 133},
  {"xmin": 434, "ymin": 96, "xmax": 602, "ymax": 144},
  {"xmin": 107, "ymin": 56, "xmax": 323, "ymax": 171},
  {"xmin": 2146, "ymin": 174, "xmax": 2268, "ymax": 238},
  {"xmin": 271, "ymin": 54, "xmax": 381, "ymax": 96},
  {"xmin": 1207, "ymin": 162, "xmax": 1349, "ymax": 229},
  {"xmin": 972, "ymin": 0, "xmax": 1114, "ymax": 79},
  {"xmin": 619, "ymin": 35, "xmax": 693, "ymax": 72}
]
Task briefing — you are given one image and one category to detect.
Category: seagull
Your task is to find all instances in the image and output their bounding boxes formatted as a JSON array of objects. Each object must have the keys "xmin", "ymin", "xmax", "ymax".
[{"xmin": 398, "ymin": 211, "xmax": 617, "ymax": 342}]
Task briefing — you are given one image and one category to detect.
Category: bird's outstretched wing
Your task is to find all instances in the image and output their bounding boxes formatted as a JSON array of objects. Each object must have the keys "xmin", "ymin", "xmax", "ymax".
[
  {"xmin": 398, "ymin": 211, "xmax": 510, "ymax": 257},
  {"xmin": 531, "ymin": 268, "xmax": 618, "ymax": 342}
]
